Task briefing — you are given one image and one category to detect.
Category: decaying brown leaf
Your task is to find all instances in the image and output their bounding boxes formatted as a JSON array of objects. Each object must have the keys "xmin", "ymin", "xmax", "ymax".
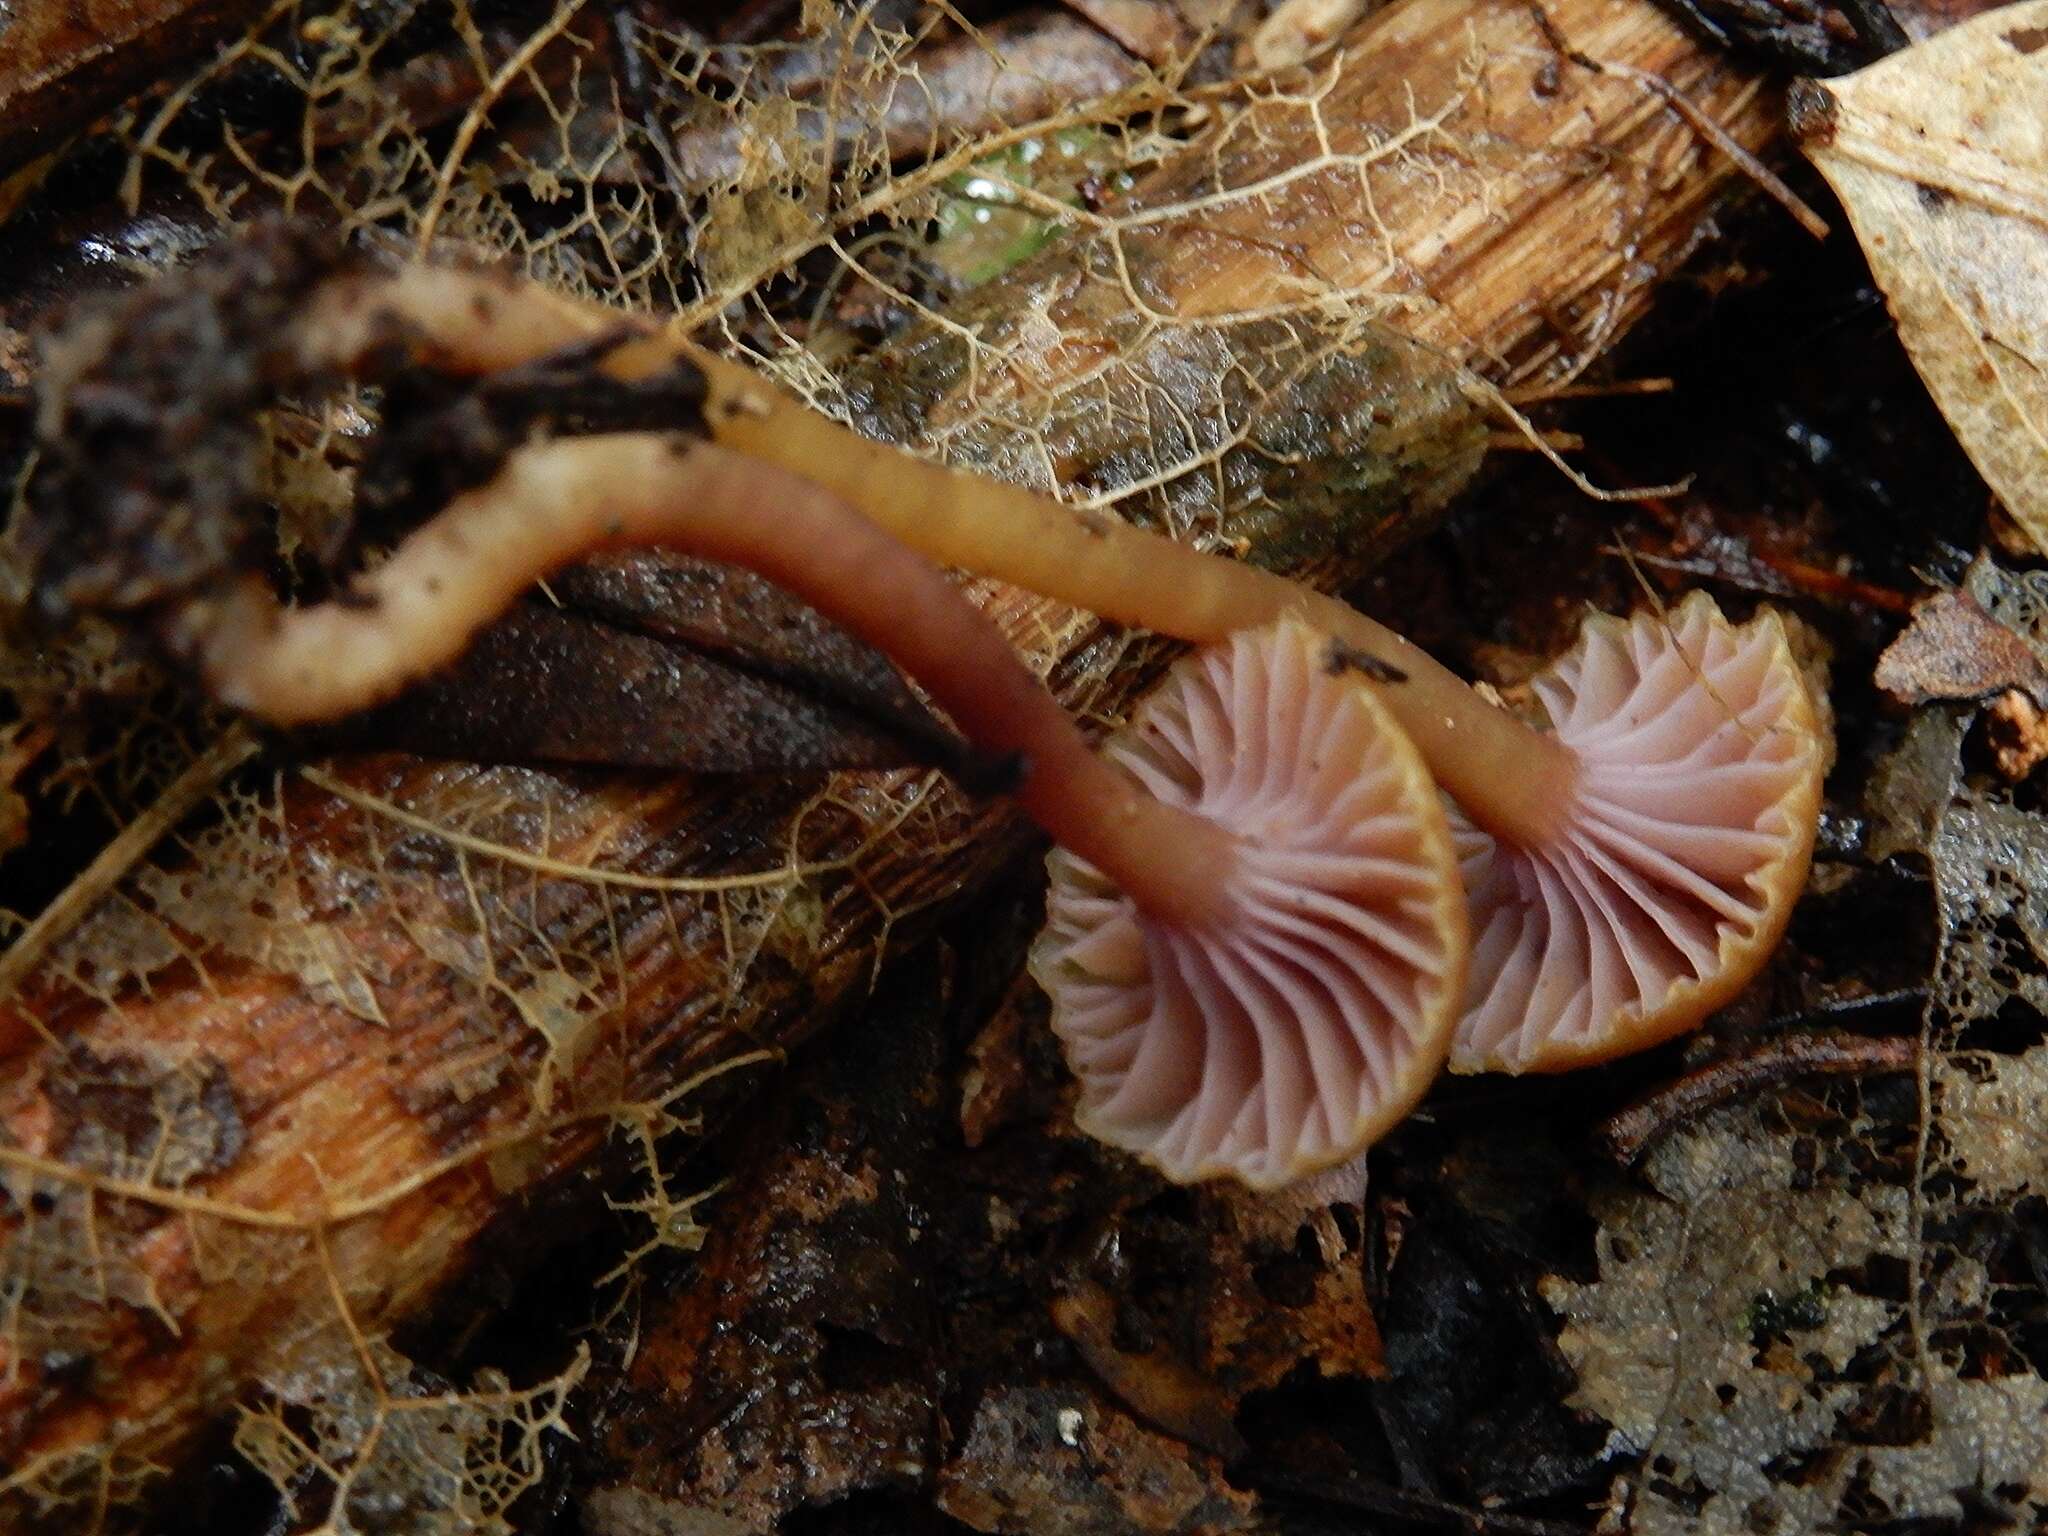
[
  {"xmin": 331, "ymin": 553, "xmax": 961, "ymax": 773},
  {"xmin": 1875, "ymin": 557, "xmax": 2048, "ymax": 779},
  {"xmin": 1794, "ymin": 0, "xmax": 2048, "ymax": 551},
  {"xmin": 1873, "ymin": 588, "xmax": 2048, "ymax": 705}
]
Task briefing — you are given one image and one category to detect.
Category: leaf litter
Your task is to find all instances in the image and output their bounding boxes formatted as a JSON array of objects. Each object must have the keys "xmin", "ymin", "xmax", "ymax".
[{"xmin": 1545, "ymin": 548, "xmax": 2048, "ymax": 1532}]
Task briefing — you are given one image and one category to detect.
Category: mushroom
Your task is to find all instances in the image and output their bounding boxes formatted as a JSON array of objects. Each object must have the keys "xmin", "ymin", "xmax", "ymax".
[
  {"xmin": 109, "ymin": 244, "xmax": 1818, "ymax": 1076},
  {"xmin": 1032, "ymin": 618, "xmax": 1468, "ymax": 1187},
  {"xmin": 26, "ymin": 239, "xmax": 1474, "ymax": 1187},
  {"xmin": 1444, "ymin": 593, "xmax": 1822, "ymax": 1071},
  {"xmin": 1012, "ymin": 589, "xmax": 1820, "ymax": 1075},
  {"xmin": 278, "ymin": 254, "xmax": 1824, "ymax": 1069}
]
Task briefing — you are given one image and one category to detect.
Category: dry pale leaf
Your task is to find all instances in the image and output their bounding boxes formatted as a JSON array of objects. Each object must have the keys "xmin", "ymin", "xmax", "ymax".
[{"xmin": 1794, "ymin": 0, "xmax": 2048, "ymax": 550}]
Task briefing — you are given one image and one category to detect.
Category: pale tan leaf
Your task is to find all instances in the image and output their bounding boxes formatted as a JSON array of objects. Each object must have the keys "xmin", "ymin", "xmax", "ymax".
[{"xmin": 1795, "ymin": 0, "xmax": 2048, "ymax": 550}]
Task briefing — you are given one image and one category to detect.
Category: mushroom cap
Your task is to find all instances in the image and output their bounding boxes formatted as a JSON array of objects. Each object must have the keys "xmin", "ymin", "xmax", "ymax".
[
  {"xmin": 1030, "ymin": 617, "xmax": 1468, "ymax": 1189},
  {"xmin": 1449, "ymin": 593, "xmax": 1824, "ymax": 1074}
]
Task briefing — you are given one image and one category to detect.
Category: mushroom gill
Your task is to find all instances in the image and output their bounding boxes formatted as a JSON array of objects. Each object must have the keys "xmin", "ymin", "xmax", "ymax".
[
  {"xmin": 1033, "ymin": 618, "xmax": 1469, "ymax": 1189},
  {"xmin": 1448, "ymin": 593, "xmax": 1824, "ymax": 1073}
]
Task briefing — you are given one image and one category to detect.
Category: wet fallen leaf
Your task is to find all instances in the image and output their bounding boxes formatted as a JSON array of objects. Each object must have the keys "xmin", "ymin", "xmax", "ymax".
[
  {"xmin": 1793, "ymin": 0, "xmax": 2048, "ymax": 551},
  {"xmin": 328, "ymin": 551, "xmax": 962, "ymax": 773},
  {"xmin": 1872, "ymin": 588, "xmax": 2048, "ymax": 705},
  {"xmin": 1875, "ymin": 557, "xmax": 2048, "ymax": 779}
]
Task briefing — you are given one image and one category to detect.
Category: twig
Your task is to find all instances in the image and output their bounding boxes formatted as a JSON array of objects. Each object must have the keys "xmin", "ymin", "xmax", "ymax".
[
  {"xmin": 1464, "ymin": 375, "xmax": 1693, "ymax": 501},
  {"xmin": 1597, "ymin": 1030, "xmax": 1917, "ymax": 1165},
  {"xmin": 1488, "ymin": 428, "xmax": 1586, "ymax": 453},
  {"xmin": 1606, "ymin": 62, "xmax": 1831, "ymax": 241},
  {"xmin": 1501, "ymin": 377, "xmax": 1674, "ymax": 403},
  {"xmin": 1753, "ymin": 550, "xmax": 1914, "ymax": 615}
]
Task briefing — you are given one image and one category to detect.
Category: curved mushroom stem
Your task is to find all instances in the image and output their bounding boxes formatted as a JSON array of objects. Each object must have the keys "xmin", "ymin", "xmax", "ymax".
[
  {"xmin": 190, "ymin": 433, "xmax": 1236, "ymax": 929},
  {"xmin": 706, "ymin": 397, "xmax": 1582, "ymax": 849},
  {"xmin": 299, "ymin": 265, "xmax": 1579, "ymax": 849}
]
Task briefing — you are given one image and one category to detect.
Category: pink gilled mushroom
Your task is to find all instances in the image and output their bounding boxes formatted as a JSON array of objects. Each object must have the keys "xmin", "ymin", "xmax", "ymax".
[
  {"xmin": 320, "ymin": 270, "xmax": 1820, "ymax": 1079},
  {"xmin": 27, "ymin": 234, "xmax": 1474, "ymax": 1189},
  {"xmin": 70, "ymin": 245, "xmax": 1818, "ymax": 1136},
  {"xmin": 274, "ymin": 255, "xmax": 1821, "ymax": 1080},
  {"xmin": 1447, "ymin": 594, "xmax": 1822, "ymax": 1073},
  {"xmin": 1032, "ymin": 619, "xmax": 1468, "ymax": 1189}
]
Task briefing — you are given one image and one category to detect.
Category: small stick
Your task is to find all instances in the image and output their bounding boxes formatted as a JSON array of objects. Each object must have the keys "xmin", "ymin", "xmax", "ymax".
[
  {"xmin": 1606, "ymin": 63, "xmax": 1831, "ymax": 241},
  {"xmin": 1501, "ymin": 376, "xmax": 1674, "ymax": 403},
  {"xmin": 1597, "ymin": 1030, "xmax": 1917, "ymax": 1165},
  {"xmin": 1487, "ymin": 428, "xmax": 1586, "ymax": 452}
]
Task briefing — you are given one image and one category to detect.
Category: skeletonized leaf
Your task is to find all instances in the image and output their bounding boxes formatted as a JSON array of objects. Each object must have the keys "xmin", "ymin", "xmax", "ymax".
[{"xmin": 1794, "ymin": 0, "xmax": 2048, "ymax": 550}]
